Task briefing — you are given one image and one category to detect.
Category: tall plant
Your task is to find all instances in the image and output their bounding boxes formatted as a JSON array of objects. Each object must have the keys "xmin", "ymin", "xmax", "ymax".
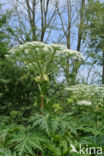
[{"xmin": 7, "ymin": 41, "xmax": 83, "ymax": 110}]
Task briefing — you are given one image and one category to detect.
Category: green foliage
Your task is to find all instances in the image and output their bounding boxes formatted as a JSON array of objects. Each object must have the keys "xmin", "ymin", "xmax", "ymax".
[
  {"xmin": 0, "ymin": 60, "xmax": 38, "ymax": 117},
  {"xmin": 0, "ymin": 4, "xmax": 10, "ymax": 57},
  {"xmin": 1, "ymin": 108, "xmax": 104, "ymax": 155},
  {"xmin": 0, "ymin": 149, "xmax": 16, "ymax": 156},
  {"xmin": 9, "ymin": 127, "xmax": 44, "ymax": 156},
  {"xmin": 84, "ymin": 0, "xmax": 104, "ymax": 84},
  {"xmin": 85, "ymin": 0, "xmax": 104, "ymax": 52}
]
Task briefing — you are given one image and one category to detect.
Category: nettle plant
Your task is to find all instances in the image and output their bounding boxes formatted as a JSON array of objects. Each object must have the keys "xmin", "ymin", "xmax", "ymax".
[
  {"xmin": 65, "ymin": 84, "xmax": 104, "ymax": 107},
  {"xmin": 6, "ymin": 41, "xmax": 83, "ymax": 110}
]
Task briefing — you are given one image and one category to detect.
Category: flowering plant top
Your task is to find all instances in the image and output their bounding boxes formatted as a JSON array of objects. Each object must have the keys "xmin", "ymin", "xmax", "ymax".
[
  {"xmin": 6, "ymin": 41, "xmax": 84, "ymax": 83},
  {"xmin": 7, "ymin": 41, "xmax": 84, "ymax": 60}
]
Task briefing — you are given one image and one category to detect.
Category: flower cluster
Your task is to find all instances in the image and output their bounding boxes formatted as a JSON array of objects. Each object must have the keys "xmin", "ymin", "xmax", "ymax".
[
  {"xmin": 8, "ymin": 41, "xmax": 84, "ymax": 60},
  {"xmin": 6, "ymin": 41, "xmax": 84, "ymax": 83},
  {"xmin": 77, "ymin": 100, "xmax": 92, "ymax": 106},
  {"xmin": 56, "ymin": 49, "xmax": 84, "ymax": 60},
  {"xmin": 65, "ymin": 84, "xmax": 104, "ymax": 106}
]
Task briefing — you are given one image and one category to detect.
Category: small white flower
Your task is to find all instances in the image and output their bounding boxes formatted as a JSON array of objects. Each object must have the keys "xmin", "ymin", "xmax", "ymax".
[
  {"xmin": 19, "ymin": 45, "xmax": 24, "ymax": 49},
  {"xmin": 43, "ymin": 47, "xmax": 49, "ymax": 51},
  {"xmin": 48, "ymin": 45, "xmax": 54, "ymax": 52},
  {"xmin": 77, "ymin": 100, "xmax": 92, "ymax": 106},
  {"xmin": 50, "ymin": 44, "xmax": 66, "ymax": 50},
  {"xmin": 24, "ymin": 49, "xmax": 28, "ymax": 54},
  {"xmin": 9, "ymin": 49, "xmax": 15, "ymax": 54},
  {"xmin": 28, "ymin": 63, "xmax": 32, "ymax": 67},
  {"xmin": 35, "ymin": 48, "xmax": 39, "ymax": 51},
  {"xmin": 5, "ymin": 54, "xmax": 9, "ymax": 57},
  {"xmin": 56, "ymin": 48, "xmax": 84, "ymax": 59}
]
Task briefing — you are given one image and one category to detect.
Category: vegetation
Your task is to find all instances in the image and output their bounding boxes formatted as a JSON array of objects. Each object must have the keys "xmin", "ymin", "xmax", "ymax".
[{"xmin": 0, "ymin": 0, "xmax": 104, "ymax": 156}]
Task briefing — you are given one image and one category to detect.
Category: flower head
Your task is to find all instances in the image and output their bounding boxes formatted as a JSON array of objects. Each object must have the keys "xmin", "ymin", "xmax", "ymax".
[{"xmin": 77, "ymin": 100, "xmax": 92, "ymax": 106}]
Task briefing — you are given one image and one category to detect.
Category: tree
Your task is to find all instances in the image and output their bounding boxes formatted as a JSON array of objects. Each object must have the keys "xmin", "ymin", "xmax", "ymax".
[
  {"xmin": 56, "ymin": 0, "xmax": 86, "ymax": 84},
  {"xmin": 84, "ymin": 0, "xmax": 104, "ymax": 84},
  {"xmin": 0, "ymin": 3, "xmax": 38, "ymax": 117},
  {"xmin": 6, "ymin": 0, "xmax": 58, "ymax": 44},
  {"xmin": 0, "ymin": 3, "xmax": 9, "ymax": 57}
]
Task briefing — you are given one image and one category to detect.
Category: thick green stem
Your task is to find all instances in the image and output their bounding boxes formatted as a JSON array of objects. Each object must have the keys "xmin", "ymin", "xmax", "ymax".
[{"xmin": 40, "ymin": 95, "xmax": 44, "ymax": 110}]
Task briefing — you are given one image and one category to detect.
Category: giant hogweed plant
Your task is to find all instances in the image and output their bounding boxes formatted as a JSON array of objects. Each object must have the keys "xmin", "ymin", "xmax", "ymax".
[
  {"xmin": 6, "ymin": 41, "xmax": 83, "ymax": 110},
  {"xmin": 2, "ymin": 42, "xmax": 104, "ymax": 155},
  {"xmin": 65, "ymin": 84, "xmax": 104, "ymax": 107}
]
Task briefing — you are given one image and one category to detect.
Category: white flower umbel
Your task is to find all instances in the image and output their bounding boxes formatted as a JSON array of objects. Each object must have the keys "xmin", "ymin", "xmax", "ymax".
[
  {"xmin": 8, "ymin": 41, "xmax": 84, "ymax": 79},
  {"xmin": 24, "ymin": 49, "xmax": 29, "ymax": 54},
  {"xmin": 9, "ymin": 41, "xmax": 84, "ymax": 60},
  {"xmin": 35, "ymin": 48, "xmax": 39, "ymax": 51},
  {"xmin": 65, "ymin": 84, "xmax": 104, "ymax": 106},
  {"xmin": 77, "ymin": 100, "xmax": 92, "ymax": 106},
  {"xmin": 50, "ymin": 44, "xmax": 66, "ymax": 50},
  {"xmin": 57, "ymin": 49, "xmax": 84, "ymax": 60},
  {"xmin": 5, "ymin": 54, "xmax": 9, "ymax": 58}
]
